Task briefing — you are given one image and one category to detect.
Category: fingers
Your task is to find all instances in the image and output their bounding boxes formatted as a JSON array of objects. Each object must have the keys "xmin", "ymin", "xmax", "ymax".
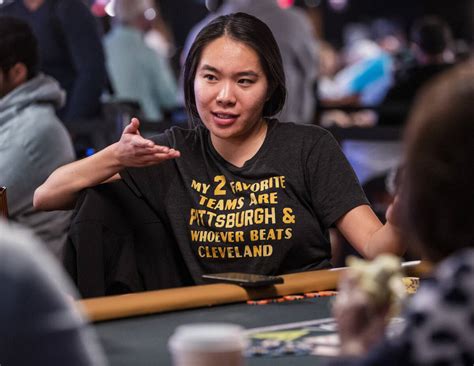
[
  {"xmin": 135, "ymin": 147, "xmax": 180, "ymax": 159},
  {"xmin": 116, "ymin": 129, "xmax": 181, "ymax": 167},
  {"xmin": 123, "ymin": 117, "xmax": 141, "ymax": 135},
  {"xmin": 128, "ymin": 145, "xmax": 180, "ymax": 165},
  {"xmin": 138, "ymin": 150, "xmax": 181, "ymax": 166}
]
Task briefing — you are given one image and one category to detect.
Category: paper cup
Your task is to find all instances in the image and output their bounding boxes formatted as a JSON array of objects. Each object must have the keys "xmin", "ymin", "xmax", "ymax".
[{"xmin": 168, "ymin": 323, "xmax": 247, "ymax": 366}]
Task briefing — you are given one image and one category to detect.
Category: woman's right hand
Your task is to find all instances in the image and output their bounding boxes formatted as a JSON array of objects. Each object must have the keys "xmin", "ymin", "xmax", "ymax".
[
  {"xmin": 115, "ymin": 118, "xmax": 180, "ymax": 167},
  {"xmin": 34, "ymin": 118, "xmax": 180, "ymax": 211}
]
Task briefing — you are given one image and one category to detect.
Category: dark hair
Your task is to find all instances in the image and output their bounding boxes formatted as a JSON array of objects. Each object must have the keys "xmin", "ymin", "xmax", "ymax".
[
  {"xmin": 0, "ymin": 16, "xmax": 39, "ymax": 79},
  {"xmin": 410, "ymin": 16, "xmax": 452, "ymax": 56},
  {"xmin": 400, "ymin": 60, "xmax": 474, "ymax": 262},
  {"xmin": 183, "ymin": 12, "xmax": 286, "ymax": 126}
]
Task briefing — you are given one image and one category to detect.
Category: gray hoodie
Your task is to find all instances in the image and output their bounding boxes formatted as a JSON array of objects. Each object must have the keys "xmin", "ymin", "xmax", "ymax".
[{"xmin": 0, "ymin": 74, "xmax": 75, "ymax": 258}]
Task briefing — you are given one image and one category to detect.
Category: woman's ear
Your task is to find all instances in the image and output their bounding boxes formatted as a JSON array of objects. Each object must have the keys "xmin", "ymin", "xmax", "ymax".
[{"xmin": 8, "ymin": 62, "xmax": 28, "ymax": 88}]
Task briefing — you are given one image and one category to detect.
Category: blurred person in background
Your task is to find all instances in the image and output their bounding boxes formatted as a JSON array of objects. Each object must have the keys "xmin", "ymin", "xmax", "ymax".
[
  {"xmin": 329, "ymin": 60, "xmax": 474, "ymax": 366},
  {"xmin": 0, "ymin": 16, "xmax": 75, "ymax": 259},
  {"xmin": 0, "ymin": 220, "xmax": 107, "ymax": 365},
  {"xmin": 104, "ymin": 0, "xmax": 178, "ymax": 122},
  {"xmin": 378, "ymin": 16, "xmax": 455, "ymax": 127},
  {"xmin": 318, "ymin": 22, "xmax": 394, "ymax": 109},
  {"xmin": 144, "ymin": 0, "xmax": 177, "ymax": 60},
  {"xmin": 182, "ymin": 0, "xmax": 319, "ymax": 124},
  {"xmin": 0, "ymin": 0, "xmax": 107, "ymax": 122}
]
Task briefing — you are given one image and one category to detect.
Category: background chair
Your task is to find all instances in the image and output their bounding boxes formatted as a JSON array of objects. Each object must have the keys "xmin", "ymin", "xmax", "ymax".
[{"xmin": 64, "ymin": 180, "xmax": 193, "ymax": 298}]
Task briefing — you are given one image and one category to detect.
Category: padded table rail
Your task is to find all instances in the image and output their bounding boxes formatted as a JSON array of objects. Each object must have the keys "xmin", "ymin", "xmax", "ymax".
[{"xmin": 78, "ymin": 261, "xmax": 432, "ymax": 322}]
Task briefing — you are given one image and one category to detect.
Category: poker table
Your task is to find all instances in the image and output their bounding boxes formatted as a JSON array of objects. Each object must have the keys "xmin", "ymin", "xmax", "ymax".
[{"xmin": 81, "ymin": 262, "xmax": 430, "ymax": 365}]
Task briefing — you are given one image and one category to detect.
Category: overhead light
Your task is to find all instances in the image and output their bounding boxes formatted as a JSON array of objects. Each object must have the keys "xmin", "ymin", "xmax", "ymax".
[
  {"xmin": 105, "ymin": 0, "xmax": 115, "ymax": 16},
  {"xmin": 144, "ymin": 7, "xmax": 156, "ymax": 21}
]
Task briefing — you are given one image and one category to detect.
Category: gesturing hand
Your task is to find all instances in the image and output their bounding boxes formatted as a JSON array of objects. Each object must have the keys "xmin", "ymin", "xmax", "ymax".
[{"xmin": 115, "ymin": 118, "xmax": 180, "ymax": 167}]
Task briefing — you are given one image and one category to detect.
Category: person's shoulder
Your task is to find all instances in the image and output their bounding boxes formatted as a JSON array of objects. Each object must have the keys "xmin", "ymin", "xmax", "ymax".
[
  {"xmin": 0, "ymin": 0, "xmax": 19, "ymax": 13},
  {"xmin": 273, "ymin": 120, "xmax": 331, "ymax": 140},
  {"xmin": 55, "ymin": 0, "xmax": 91, "ymax": 15},
  {"xmin": 404, "ymin": 249, "xmax": 474, "ymax": 364},
  {"xmin": 436, "ymin": 248, "xmax": 474, "ymax": 283},
  {"xmin": 150, "ymin": 124, "xmax": 201, "ymax": 148},
  {"xmin": 18, "ymin": 107, "xmax": 74, "ymax": 159},
  {"xmin": 22, "ymin": 105, "xmax": 67, "ymax": 136},
  {"xmin": 409, "ymin": 249, "xmax": 474, "ymax": 311}
]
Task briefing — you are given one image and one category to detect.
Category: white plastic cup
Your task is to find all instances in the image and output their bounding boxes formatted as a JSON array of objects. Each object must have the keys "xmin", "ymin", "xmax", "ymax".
[{"xmin": 168, "ymin": 323, "xmax": 247, "ymax": 366}]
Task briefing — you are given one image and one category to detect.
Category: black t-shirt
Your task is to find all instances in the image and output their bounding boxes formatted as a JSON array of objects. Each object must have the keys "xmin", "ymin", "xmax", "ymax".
[{"xmin": 121, "ymin": 119, "xmax": 368, "ymax": 283}]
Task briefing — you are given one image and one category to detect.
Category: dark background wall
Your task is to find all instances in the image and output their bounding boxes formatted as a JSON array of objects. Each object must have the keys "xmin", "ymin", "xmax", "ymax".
[
  {"xmin": 318, "ymin": 0, "xmax": 473, "ymax": 47},
  {"xmin": 160, "ymin": 0, "xmax": 473, "ymax": 51}
]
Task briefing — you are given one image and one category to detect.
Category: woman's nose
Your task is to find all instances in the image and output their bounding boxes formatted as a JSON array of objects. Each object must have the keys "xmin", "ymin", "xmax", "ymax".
[{"xmin": 216, "ymin": 82, "xmax": 236, "ymax": 106}]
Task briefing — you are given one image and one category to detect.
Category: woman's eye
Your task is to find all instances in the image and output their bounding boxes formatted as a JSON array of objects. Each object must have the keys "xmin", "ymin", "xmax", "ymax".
[
  {"xmin": 238, "ymin": 79, "xmax": 254, "ymax": 85},
  {"xmin": 204, "ymin": 74, "xmax": 217, "ymax": 81}
]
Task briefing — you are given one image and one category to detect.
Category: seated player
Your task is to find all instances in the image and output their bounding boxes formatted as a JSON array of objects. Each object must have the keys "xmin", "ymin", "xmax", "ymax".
[
  {"xmin": 34, "ymin": 13, "xmax": 404, "ymax": 284},
  {"xmin": 104, "ymin": 0, "xmax": 178, "ymax": 122},
  {"xmin": 0, "ymin": 17, "xmax": 75, "ymax": 258},
  {"xmin": 0, "ymin": 220, "xmax": 107, "ymax": 365},
  {"xmin": 331, "ymin": 60, "xmax": 474, "ymax": 365}
]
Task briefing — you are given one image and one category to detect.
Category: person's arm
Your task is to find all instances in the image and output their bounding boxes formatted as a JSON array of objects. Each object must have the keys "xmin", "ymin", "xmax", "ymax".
[
  {"xmin": 336, "ymin": 205, "xmax": 405, "ymax": 259},
  {"xmin": 33, "ymin": 118, "xmax": 180, "ymax": 211}
]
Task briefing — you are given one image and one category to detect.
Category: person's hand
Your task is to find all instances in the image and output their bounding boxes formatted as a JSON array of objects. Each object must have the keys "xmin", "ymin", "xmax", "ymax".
[
  {"xmin": 114, "ymin": 118, "xmax": 180, "ymax": 167},
  {"xmin": 333, "ymin": 271, "xmax": 391, "ymax": 356}
]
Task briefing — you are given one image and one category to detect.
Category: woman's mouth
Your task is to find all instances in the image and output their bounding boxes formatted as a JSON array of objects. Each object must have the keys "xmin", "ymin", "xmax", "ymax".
[{"xmin": 211, "ymin": 112, "xmax": 239, "ymax": 126}]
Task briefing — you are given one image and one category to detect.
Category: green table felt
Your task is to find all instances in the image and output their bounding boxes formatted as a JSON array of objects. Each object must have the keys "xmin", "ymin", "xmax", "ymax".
[{"xmin": 95, "ymin": 296, "xmax": 334, "ymax": 365}]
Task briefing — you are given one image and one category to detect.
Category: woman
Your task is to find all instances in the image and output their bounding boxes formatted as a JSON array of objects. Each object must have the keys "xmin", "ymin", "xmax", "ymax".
[
  {"xmin": 332, "ymin": 61, "xmax": 474, "ymax": 365},
  {"xmin": 34, "ymin": 13, "xmax": 403, "ymax": 283}
]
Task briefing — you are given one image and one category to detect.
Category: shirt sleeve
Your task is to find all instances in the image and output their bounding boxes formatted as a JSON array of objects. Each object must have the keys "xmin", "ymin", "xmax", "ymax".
[
  {"xmin": 119, "ymin": 132, "xmax": 174, "ymax": 213},
  {"xmin": 308, "ymin": 131, "xmax": 369, "ymax": 228}
]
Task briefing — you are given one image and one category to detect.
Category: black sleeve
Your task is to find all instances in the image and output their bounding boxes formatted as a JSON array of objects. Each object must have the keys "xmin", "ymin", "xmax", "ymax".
[
  {"xmin": 308, "ymin": 131, "xmax": 369, "ymax": 228},
  {"xmin": 119, "ymin": 132, "xmax": 174, "ymax": 214}
]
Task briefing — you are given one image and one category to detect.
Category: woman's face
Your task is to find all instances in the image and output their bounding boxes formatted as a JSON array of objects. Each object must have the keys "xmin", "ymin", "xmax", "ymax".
[{"xmin": 194, "ymin": 36, "xmax": 269, "ymax": 143}]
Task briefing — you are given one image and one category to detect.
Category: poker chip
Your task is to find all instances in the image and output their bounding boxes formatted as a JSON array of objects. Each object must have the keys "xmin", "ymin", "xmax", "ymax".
[
  {"xmin": 305, "ymin": 291, "xmax": 338, "ymax": 298},
  {"xmin": 246, "ymin": 345, "xmax": 269, "ymax": 356},
  {"xmin": 283, "ymin": 295, "xmax": 305, "ymax": 301},
  {"xmin": 246, "ymin": 299, "xmax": 272, "ymax": 305},
  {"xmin": 261, "ymin": 339, "xmax": 283, "ymax": 349}
]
